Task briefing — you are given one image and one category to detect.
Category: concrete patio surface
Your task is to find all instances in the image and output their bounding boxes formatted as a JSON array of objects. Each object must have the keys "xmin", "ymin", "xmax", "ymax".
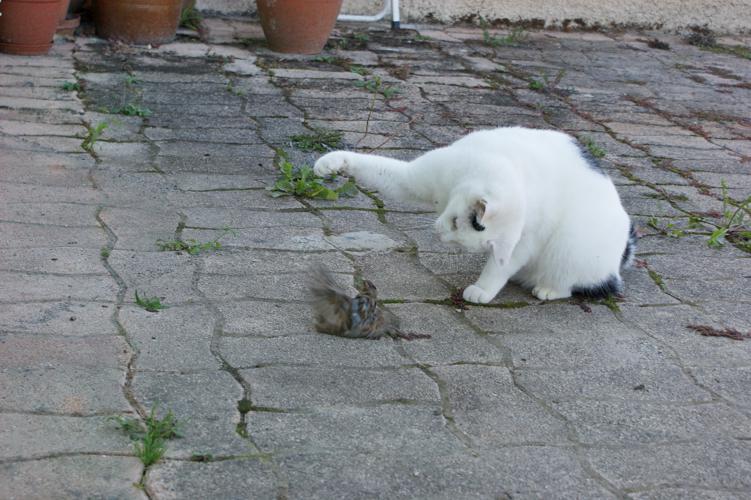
[{"xmin": 1, "ymin": 19, "xmax": 750, "ymax": 499}]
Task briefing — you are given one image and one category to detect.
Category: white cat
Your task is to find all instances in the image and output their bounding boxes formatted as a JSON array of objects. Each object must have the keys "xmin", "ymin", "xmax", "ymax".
[{"xmin": 314, "ymin": 127, "xmax": 635, "ymax": 304}]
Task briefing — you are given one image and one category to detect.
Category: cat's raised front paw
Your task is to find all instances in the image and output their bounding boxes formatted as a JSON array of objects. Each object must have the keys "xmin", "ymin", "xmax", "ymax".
[
  {"xmin": 314, "ymin": 152, "xmax": 350, "ymax": 177},
  {"xmin": 463, "ymin": 284, "xmax": 494, "ymax": 304},
  {"xmin": 532, "ymin": 286, "xmax": 570, "ymax": 301}
]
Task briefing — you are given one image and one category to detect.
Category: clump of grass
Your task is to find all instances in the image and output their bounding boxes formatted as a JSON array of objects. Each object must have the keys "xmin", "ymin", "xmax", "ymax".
[
  {"xmin": 355, "ymin": 75, "xmax": 399, "ymax": 99},
  {"xmin": 134, "ymin": 290, "xmax": 166, "ymax": 312},
  {"xmin": 180, "ymin": 6, "xmax": 202, "ymax": 31},
  {"xmin": 414, "ymin": 34, "xmax": 432, "ymax": 42},
  {"xmin": 111, "ymin": 406, "xmax": 182, "ymax": 467},
  {"xmin": 581, "ymin": 136, "xmax": 606, "ymax": 159},
  {"xmin": 290, "ymin": 127, "xmax": 343, "ymax": 153},
  {"xmin": 80, "ymin": 121, "xmax": 108, "ymax": 153},
  {"xmin": 267, "ymin": 152, "xmax": 357, "ymax": 201},
  {"xmin": 100, "ymin": 247, "xmax": 111, "ymax": 258},
  {"xmin": 113, "ymin": 104, "xmax": 151, "ymax": 117},
  {"xmin": 156, "ymin": 227, "xmax": 236, "ymax": 255},
  {"xmin": 61, "ymin": 81, "xmax": 81, "ymax": 91}
]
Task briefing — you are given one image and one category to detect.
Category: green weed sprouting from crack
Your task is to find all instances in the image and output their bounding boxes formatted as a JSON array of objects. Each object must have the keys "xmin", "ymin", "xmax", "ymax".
[
  {"xmin": 112, "ymin": 103, "xmax": 151, "ymax": 117},
  {"xmin": 180, "ymin": 6, "xmax": 202, "ymax": 31},
  {"xmin": 414, "ymin": 34, "xmax": 432, "ymax": 42},
  {"xmin": 100, "ymin": 247, "xmax": 111, "ymax": 258},
  {"xmin": 705, "ymin": 181, "xmax": 751, "ymax": 250},
  {"xmin": 110, "ymin": 406, "xmax": 182, "ymax": 467},
  {"xmin": 267, "ymin": 151, "xmax": 358, "ymax": 201},
  {"xmin": 528, "ymin": 69, "xmax": 572, "ymax": 95},
  {"xmin": 647, "ymin": 268, "xmax": 667, "ymax": 293},
  {"xmin": 134, "ymin": 290, "xmax": 166, "ymax": 313},
  {"xmin": 226, "ymin": 80, "xmax": 246, "ymax": 96},
  {"xmin": 157, "ymin": 227, "xmax": 237, "ymax": 255},
  {"xmin": 80, "ymin": 121, "xmax": 108, "ymax": 153},
  {"xmin": 355, "ymin": 75, "xmax": 399, "ymax": 99},
  {"xmin": 483, "ymin": 26, "xmax": 528, "ymax": 47},
  {"xmin": 599, "ymin": 295, "xmax": 623, "ymax": 313},
  {"xmin": 581, "ymin": 136, "xmax": 606, "ymax": 159},
  {"xmin": 61, "ymin": 81, "xmax": 81, "ymax": 91},
  {"xmin": 646, "ymin": 217, "xmax": 688, "ymax": 238},
  {"xmin": 290, "ymin": 127, "xmax": 343, "ymax": 153}
]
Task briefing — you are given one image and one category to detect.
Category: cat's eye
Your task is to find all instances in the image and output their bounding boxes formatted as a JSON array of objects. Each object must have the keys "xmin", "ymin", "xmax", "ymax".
[
  {"xmin": 451, "ymin": 217, "xmax": 458, "ymax": 230},
  {"xmin": 470, "ymin": 213, "xmax": 485, "ymax": 231}
]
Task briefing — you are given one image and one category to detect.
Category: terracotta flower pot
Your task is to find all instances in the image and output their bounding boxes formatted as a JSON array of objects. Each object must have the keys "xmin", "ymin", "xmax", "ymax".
[
  {"xmin": 58, "ymin": 0, "xmax": 71, "ymax": 21},
  {"xmin": 256, "ymin": 0, "xmax": 344, "ymax": 54},
  {"xmin": 94, "ymin": 0, "xmax": 182, "ymax": 45},
  {"xmin": 0, "ymin": 0, "xmax": 63, "ymax": 55}
]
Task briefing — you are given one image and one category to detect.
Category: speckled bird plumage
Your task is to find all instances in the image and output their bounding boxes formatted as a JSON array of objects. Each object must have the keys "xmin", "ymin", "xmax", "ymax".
[{"xmin": 308, "ymin": 266, "xmax": 430, "ymax": 341}]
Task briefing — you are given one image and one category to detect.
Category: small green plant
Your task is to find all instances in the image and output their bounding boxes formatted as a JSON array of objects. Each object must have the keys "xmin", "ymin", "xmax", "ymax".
[
  {"xmin": 226, "ymin": 81, "xmax": 246, "ymax": 96},
  {"xmin": 124, "ymin": 73, "xmax": 141, "ymax": 86},
  {"xmin": 313, "ymin": 55, "xmax": 338, "ymax": 64},
  {"xmin": 706, "ymin": 181, "xmax": 751, "ymax": 250},
  {"xmin": 581, "ymin": 137, "xmax": 606, "ymax": 159},
  {"xmin": 113, "ymin": 104, "xmax": 151, "ymax": 117},
  {"xmin": 61, "ymin": 81, "xmax": 81, "ymax": 91},
  {"xmin": 134, "ymin": 290, "xmax": 165, "ymax": 312},
  {"xmin": 355, "ymin": 75, "xmax": 399, "ymax": 99},
  {"xmin": 354, "ymin": 33, "xmax": 369, "ymax": 43},
  {"xmin": 414, "ymin": 34, "xmax": 432, "ymax": 42},
  {"xmin": 290, "ymin": 127, "xmax": 343, "ymax": 153},
  {"xmin": 483, "ymin": 26, "xmax": 527, "ymax": 47},
  {"xmin": 646, "ymin": 217, "xmax": 685, "ymax": 238},
  {"xmin": 80, "ymin": 121, "xmax": 108, "ymax": 153},
  {"xmin": 180, "ymin": 6, "xmax": 202, "ymax": 31},
  {"xmin": 528, "ymin": 79, "xmax": 544, "ymax": 91},
  {"xmin": 111, "ymin": 406, "xmax": 182, "ymax": 467},
  {"xmin": 268, "ymin": 154, "xmax": 358, "ymax": 201},
  {"xmin": 100, "ymin": 247, "xmax": 111, "ymax": 258},
  {"xmin": 528, "ymin": 69, "xmax": 569, "ymax": 94},
  {"xmin": 349, "ymin": 65, "xmax": 369, "ymax": 76},
  {"xmin": 156, "ymin": 227, "xmax": 236, "ymax": 255}
]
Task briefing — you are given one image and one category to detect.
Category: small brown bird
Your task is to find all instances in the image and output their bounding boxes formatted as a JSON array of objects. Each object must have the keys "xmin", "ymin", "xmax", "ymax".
[{"xmin": 308, "ymin": 265, "xmax": 431, "ymax": 341}]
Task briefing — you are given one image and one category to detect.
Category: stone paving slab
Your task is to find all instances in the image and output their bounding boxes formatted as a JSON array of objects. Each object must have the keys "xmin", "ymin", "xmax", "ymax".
[{"xmin": 1, "ymin": 19, "xmax": 750, "ymax": 500}]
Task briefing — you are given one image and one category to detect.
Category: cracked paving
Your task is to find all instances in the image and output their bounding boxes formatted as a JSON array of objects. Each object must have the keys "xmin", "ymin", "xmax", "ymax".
[{"xmin": 1, "ymin": 19, "xmax": 750, "ymax": 500}]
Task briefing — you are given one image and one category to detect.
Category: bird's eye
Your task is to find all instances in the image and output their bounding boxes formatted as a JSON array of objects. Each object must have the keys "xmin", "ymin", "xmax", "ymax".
[
  {"xmin": 451, "ymin": 217, "xmax": 458, "ymax": 230},
  {"xmin": 470, "ymin": 213, "xmax": 485, "ymax": 231}
]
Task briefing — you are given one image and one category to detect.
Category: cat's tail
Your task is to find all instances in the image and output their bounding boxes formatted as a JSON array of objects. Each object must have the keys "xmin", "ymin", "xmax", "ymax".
[{"xmin": 621, "ymin": 221, "xmax": 638, "ymax": 268}]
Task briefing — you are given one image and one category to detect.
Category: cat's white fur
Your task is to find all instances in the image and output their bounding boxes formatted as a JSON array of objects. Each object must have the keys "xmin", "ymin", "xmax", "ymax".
[{"xmin": 314, "ymin": 127, "xmax": 632, "ymax": 304}]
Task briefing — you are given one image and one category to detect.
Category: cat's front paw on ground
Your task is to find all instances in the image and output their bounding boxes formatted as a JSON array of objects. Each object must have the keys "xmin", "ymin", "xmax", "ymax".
[
  {"xmin": 463, "ymin": 284, "xmax": 494, "ymax": 304},
  {"xmin": 314, "ymin": 152, "xmax": 350, "ymax": 177},
  {"xmin": 532, "ymin": 285, "xmax": 570, "ymax": 301}
]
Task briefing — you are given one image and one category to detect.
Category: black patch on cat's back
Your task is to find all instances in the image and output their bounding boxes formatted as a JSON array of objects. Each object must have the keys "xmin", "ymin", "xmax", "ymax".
[
  {"xmin": 573, "ymin": 139, "xmax": 606, "ymax": 176},
  {"xmin": 572, "ymin": 274, "xmax": 623, "ymax": 299}
]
